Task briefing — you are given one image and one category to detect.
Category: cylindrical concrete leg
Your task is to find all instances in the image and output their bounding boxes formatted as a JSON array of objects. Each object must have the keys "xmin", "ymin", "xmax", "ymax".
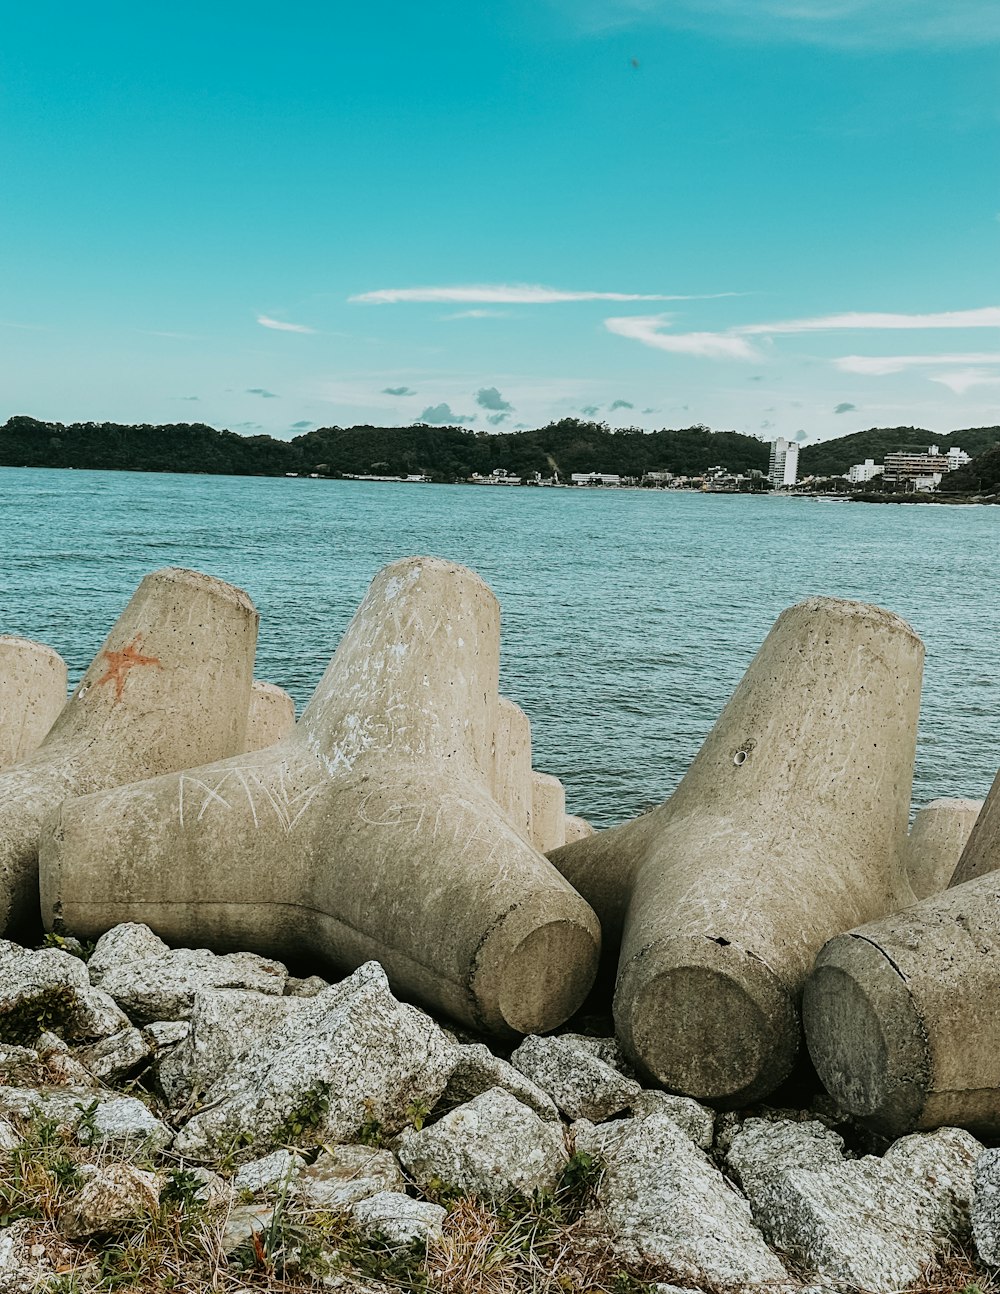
[
  {"xmin": 610, "ymin": 598, "xmax": 922, "ymax": 1106},
  {"xmin": 949, "ymin": 770, "xmax": 1000, "ymax": 888},
  {"xmin": 804, "ymin": 870, "xmax": 1000, "ymax": 1137},
  {"xmin": 245, "ymin": 681, "xmax": 296, "ymax": 753},
  {"xmin": 1, "ymin": 568, "xmax": 258, "ymax": 934},
  {"xmin": 41, "ymin": 558, "xmax": 601, "ymax": 1037},
  {"xmin": 906, "ymin": 798, "xmax": 983, "ymax": 899},
  {"xmin": 531, "ymin": 771, "xmax": 566, "ymax": 854},
  {"xmin": 0, "ymin": 637, "xmax": 67, "ymax": 771},
  {"xmin": 562, "ymin": 814, "xmax": 594, "ymax": 846},
  {"xmin": 493, "ymin": 698, "xmax": 532, "ymax": 838}
]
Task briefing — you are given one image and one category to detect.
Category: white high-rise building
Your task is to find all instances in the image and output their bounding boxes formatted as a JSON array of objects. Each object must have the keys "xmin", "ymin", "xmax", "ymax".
[{"xmin": 768, "ymin": 437, "xmax": 799, "ymax": 488}]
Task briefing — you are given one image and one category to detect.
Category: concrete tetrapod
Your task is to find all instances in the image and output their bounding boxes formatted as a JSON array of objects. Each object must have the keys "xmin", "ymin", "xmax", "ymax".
[
  {"xmin": 41, "ymin": 557, "xmax": 601, "ymax": 1037},
  {"xmin": 0, "ymin": 568, "xmax": 258, "ymax": 935},
  {"xmin": 492, "ymin": 697, "xmax": 532, "ymax": 839},
  {"xmin": 949, "ymin": 769, "xmax": 1000, "ymax": 888},
  {"xmin": 531, "ymin": 771, "xmax": 567, "ymax": 854},
  {"xmin": 804, "ymin": 870, "xmax": 1000, "ymax": 1137},
  {"xmin": 0, "ymin": 636, "xmax": 67, "ymax": 771},
  {"xmin": 245, "ymin": 681, "xmax": 296, "ymax": 752},
  {"xmin": 905, "ymin": 798, "xmax": 983, "ymax": 899},
  {"xmin": 554, "ymin": 598, "xmax": 923, "ymax": 1106}
]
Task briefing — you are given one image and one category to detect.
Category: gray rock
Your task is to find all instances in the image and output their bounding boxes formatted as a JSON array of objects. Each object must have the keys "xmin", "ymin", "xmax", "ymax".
[
  {"xmin": 557, "ymin": 1032, "xmax": 633, "ymax": 1076},
  {"xmin": 76, "ymin": 1026, "xmax": 151, "ymax": 1083},
  {"xmin": 441, "ymin": 1043, "xmax": 560, "ymax": 1122},
  {"xmin": 171, "ymin": 962, "xmax": 455, "ymax": 1163},
  {"xmin": 221, "ymin": 1204, "xmax": 274, "ymax": 1254},
  {"xmin": 71, "ymin": 987, "xmax": 134, "ymax": 1041},
  {"xmin": 284, "ymin": 975, "xmax": 329, "ymax": 998},
  {"xmin": 398, "ymin": 1087, "xmax": 568, "ymax": 1199},
  {"xmin": 0, "ymin": 1117, "xmax": 21, "ymax": 1150},
  {"xmin": 60, "ymin": 1163, "xmax": 160, "ymax": 1239},
  {"xmin": 0, "ymin": 941, "xmax": 92, "ymax": 1045},
  {"xmin": 97, "ymin": 946, "xmax": 288, "ymax": 1024},
  {"xmin": 628, "ymin": 1091, "xmax": 715, "ymax": 1150},
  {"xmin": 87, "ymin": 923, "xmax": 170, "ymax": 983},
  {"xmin": 350, "ymin": 1191, "xmax": 446, "ymax": 1248},
  {"xmin": 510, "ymin": 1034, "xmax": 640, "ymax": 1122},
  {"xmin": 0, "ymin": 1220, "xmax": 54, "ymax": 1292},
  {"xmin": 973, "ymin": 1146, "xmax": 1000, "ymax": 1264},
  {"xmin": 182, "ymin": 1166, "xmax": 231, "ymax": 1207},
  {"xmin": 0, "ymin": 1086, "xmax": 172, "ymax": 1151},
  {"xmin": 296, "ymin": 1144, "xmax": 405, "ymax": 1209},
  {"xmin": 748, "ymin": 1126, "xmax": 982, "ymax": 1293},
  {"xmin": 724, "ymin": 1118, "xmax": 846, "ymax": 1195},
  {"xmin": 573, "ymin": 1110, "xmax": 788, "ymax": 1289},
  {"xmin": 144, "ymin": 1020, "xmax": 190, "ymax": 1051},
  {"xmin": 234, "ymin": 1149, "xmax": 305, "ymax": 1195},
  {"xmin": 158, "ymin": 989, "xmax": 308, "ymax": 1106}
]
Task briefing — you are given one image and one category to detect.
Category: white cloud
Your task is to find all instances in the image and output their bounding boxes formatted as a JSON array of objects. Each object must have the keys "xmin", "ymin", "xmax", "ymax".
[
  {"xmin": 441, "ymin": 309, "xmax": 511, "ymax": 319},
  {"xmin": 350, "ymin": 284, "xmax": 739, "ymax": 305},
  {"xmin": 605, "ymin": 314, "xmax": 758, "ymax": 359},
  {"xmin": 570, "ymin": 0, "xmax": 1000, "ymax": 47},
  {"xmin": 741, "ymin": 306, "xmax": 1000, "ymax": 336},
  {"xmin": 257, "ymin": 315, "xmax": 316, "ymax": 334},
  {"xmin": 929, "ymin": 368, "xmax": 1000, "ymax": 395},
  {"xmin": 834, "ymin": 352, "xmax": 1000, "ymax": 375}
]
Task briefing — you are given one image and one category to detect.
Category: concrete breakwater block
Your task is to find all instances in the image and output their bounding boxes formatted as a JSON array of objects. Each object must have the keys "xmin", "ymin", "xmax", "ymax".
[
  {"xmin": 554, "ymin": 597, "xmax": 923, "ymax": 1106},
  {"xmin": 906, "ymin": 797, "xmax": 983, "ymax": 899},
  {"xmin": 492, "ymin": 697, "xmax": 532, "ymax": 839},
  {"xmin": 245, "ymin": 680, "xmax": 296, "ymax": 753},
  {"xmin": 0, "ymin": 636, "xmax": 68, "ymax": 771},
  {"xmin": 530, "ymin": 771, "xmax": 566, "ymax": 854},
  {"xmin": 41, "ymin": 557, "xmax": 601, "ymax": 1037},
  {"xmin": 0, "ymin": 568, "xmax": 258, "ymax": 935},
  {"xmin": 949, "ymin": 768, "xmax": 1000, "ymax": 888},
  {"xmin": 804, "ymin": 868, "xmax": 1000, "ymax": 1137}
]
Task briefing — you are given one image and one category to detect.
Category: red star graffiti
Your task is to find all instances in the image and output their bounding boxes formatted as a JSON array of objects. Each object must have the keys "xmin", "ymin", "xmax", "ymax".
[{"xmin": 95, "ymin": 634, "xmax": 162, "ymax": 701}]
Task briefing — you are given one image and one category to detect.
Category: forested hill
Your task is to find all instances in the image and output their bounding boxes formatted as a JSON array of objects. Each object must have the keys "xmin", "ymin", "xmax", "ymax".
[
  {"xmin": 0, "ymin": 416, "xmax": 769, "ymax": 480},
  {"xmin": 799, "ymin": 425, "xmax": 1000, "ymax": 478},
  {"xmin": 944, "ymin": 444, "xmax": 1000, "ymax": 494},
  {"xmin": 3, "ymin": 415, "xmax": 999, "ymax": 483}
]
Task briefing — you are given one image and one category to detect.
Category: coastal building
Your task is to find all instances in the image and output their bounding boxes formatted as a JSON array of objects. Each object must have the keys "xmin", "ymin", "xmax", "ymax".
[
  {"xmin": 570, "ymin": 472, "xmax": 622, "ymax": 486},
  {"xmin": 469, "ymin": 469, "xmax": 522, "ymax": 486},
  {"xmin": 882, "ymin": 448, "xmax": 949, "ymax": 488},
  {"xmin": 768, "ymin": 438, "xmax": 799, "ymax": 488},
  {"xmin": 947, "ymin": 447, "xmax": 971, "ymax": 471},
  {"xmin": 848, "ymin": 459, "xmax": 884, "ymax": 485}
]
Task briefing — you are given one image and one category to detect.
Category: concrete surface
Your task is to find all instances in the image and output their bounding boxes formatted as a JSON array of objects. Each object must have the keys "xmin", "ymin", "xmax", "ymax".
[
  {"xmin": 245, "ymin": 681, "xmax": 296, "ymax": 753},
  {"xmin": 0, "ymin": 636, "xmax": 67, "ymax": 771},
  {"xmin": 906, "ymin": 798, "xmax": 983, "ymax": 899}
]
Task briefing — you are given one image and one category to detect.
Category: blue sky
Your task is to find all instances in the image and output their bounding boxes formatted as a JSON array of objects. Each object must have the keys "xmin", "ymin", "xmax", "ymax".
[{"xmin": 2, "ymin": 0, "xmax": 998, "ymax": 444}]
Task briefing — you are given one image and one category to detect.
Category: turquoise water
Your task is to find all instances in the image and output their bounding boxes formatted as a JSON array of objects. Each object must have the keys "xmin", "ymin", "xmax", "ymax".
[{"xmin": 1, "ymin": 467, "xmax": 997, "ymax": 827}]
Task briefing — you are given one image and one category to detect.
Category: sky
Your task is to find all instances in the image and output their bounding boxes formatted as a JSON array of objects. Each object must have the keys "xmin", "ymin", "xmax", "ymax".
[{"xmin": 2, "ymin": 0, "xmax": 998, "ymax": 445}]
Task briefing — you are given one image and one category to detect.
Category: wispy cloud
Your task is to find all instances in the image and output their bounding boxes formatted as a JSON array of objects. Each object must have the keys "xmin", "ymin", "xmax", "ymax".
[
  {"xmin": 834, "ymin": 352, "xmax": 1000, "ymax": 375},
  {"xmin": 741, "ymin": 306, "xmax": 1000, "ymax": 335},
  {"xmin": 350, "ymin": 284, "xmax": 740, "ymax": 305},
  {"xmin": 257, "ymin": 314, "xmax": 316, "ymax": 334},
  {"xmin": 571, "ymin": 0, "xmax": 1000, "ymax": 48},
  {"xmin": 929, "ymin": 369, "xmax": 1000, "ymax": 395},
  {"xmin": 246, "ymin": 387, "xmax": 279, "ymax": 398},
  {"xmin": 605, "ymin": 314, "xmax": 757, "ymax": 359},
  {"xmin": 476, "ymin": 386, "xmax": 514, "ymax": 412},
  {"xmin": 0, "ymin": 319, "xmax": 45, "ymax": 330},
  {"xmin": 442, "ymin": 309, "xmax": 511, "ymax": 319}
]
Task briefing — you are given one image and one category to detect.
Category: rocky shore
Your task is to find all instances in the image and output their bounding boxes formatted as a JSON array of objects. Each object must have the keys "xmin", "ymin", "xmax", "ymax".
[{"xmin": 1, "ymin": 925, "xmax": 999, "ymax": 1294}]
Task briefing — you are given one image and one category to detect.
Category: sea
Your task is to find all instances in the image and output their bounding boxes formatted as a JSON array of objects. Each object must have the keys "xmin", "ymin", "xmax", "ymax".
[{"xmin": 1, "ymin": 466, "xmax": 997, "ymax": 828}]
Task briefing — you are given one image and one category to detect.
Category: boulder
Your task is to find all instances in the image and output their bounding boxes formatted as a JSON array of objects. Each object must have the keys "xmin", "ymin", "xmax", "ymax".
[
  {"xmin": 76, "ymin": 1026, "xmax": 150, "ymax": 1083},
  {"xmin": 724, "ymin": 1118, "xmax": 846, "ymax": 1196},
  {"xmin": 60, "ymin": 1163, "xmax": 160, "ymax": 1239},
  {"xmin": 972, "ymin": 1146, "xmax": 1000, "ymax": 1264},
  {"xmin": 351, "ymin": 1192, "xmax": 446, "ymax": 1248},
  {"xmin": 440, "ymin": 1043, "xmax": 559, "ymax": 1122},
  {"xmin": 398, "ymin": 1088, "xmax": 568, "ymax": 1199},
  {"xmin": 0, "ymin": 1086, "xmax": 172, "ymax": 1151},
  {"xmin": 510, "ymin": 1034, "xmax": 640, "ymax": 1122},
  {"xmin": 627, "ymin": 1091, "xmax": 715, "ymax": 1150},
  {"xmin": 233, "ymin": 1149, "xmax": 306, "ymax": 1196},
  {"xmin": 573, "ymin": 1109, "xmax": 788, "ymax": 1288},
  {"xmin": 296, "ymin": 1144, "xmax": 405, "ymax": 1209},
  {"xmin": 171, "ymin": 962, "xmax": 455, "ymax": 1163},
  {"xmin": 0, "ymin": 1220, "xmax": 55, "ymax": 1293}
]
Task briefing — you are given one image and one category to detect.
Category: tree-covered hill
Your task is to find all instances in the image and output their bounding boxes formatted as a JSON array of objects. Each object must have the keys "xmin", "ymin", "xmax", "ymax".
[
  {"xmin": 799, "ymin": 426, "xmax": 1000, "ymax": 478},
  {"xmin": 0, "ymin": 416, "xmax": 770, "ymax": 481},
  {"xmin": 942, "ymin": 443, "xmax": 1000, "ymax": 494}
]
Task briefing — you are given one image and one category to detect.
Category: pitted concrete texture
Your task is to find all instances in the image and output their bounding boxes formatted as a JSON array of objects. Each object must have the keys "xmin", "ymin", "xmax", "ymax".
[
  {"xmin": 530, "ymin": 771, "xmax": 566, "ymax": 854},
  {"xmin": 41, "ymin": 558, "xmax": 600, "ymax": 1037},
  {"xmin": 950, "ymin": 769, "xmax": 1000, "ymax": 888},
  {"xmin": 245, "ymin": 681, "xmax": 296, "ymax": 753},
  {"xmin": 555, "ymin": 597, "xmax": 922, "ymax": 1106},
  {"xmin": 562, "ymin": 815, "xmax": 594, "ymax": 846},
  {"xmin": 0, "ymin": 637, "xmax": 67, "ymax": 771},
  {"xmin": 0, "ymin": 569, "xmax": 258, "ymax": 936},
  {"xmin": 493, "ymin": 698, "xmax": 532, "ymax": 838},
  {"xmin": 805, "ymin": 869, "xmax": 1000, "ymax": 1137},
  {"xmin": 906, "ymin": 798, "xmax": 983, "ymax": 899}
]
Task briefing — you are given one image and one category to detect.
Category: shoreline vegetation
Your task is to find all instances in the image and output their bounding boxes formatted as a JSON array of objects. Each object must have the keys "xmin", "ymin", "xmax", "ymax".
[{"xmin": 1, "ymin": 415, "xmax": 998, "ymax": 501}]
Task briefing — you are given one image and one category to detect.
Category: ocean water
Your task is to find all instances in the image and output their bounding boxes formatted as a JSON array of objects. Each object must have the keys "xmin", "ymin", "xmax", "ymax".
[{"xmin": 1, "ymin": 466, "xmax": 997, "ymax": 828}]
